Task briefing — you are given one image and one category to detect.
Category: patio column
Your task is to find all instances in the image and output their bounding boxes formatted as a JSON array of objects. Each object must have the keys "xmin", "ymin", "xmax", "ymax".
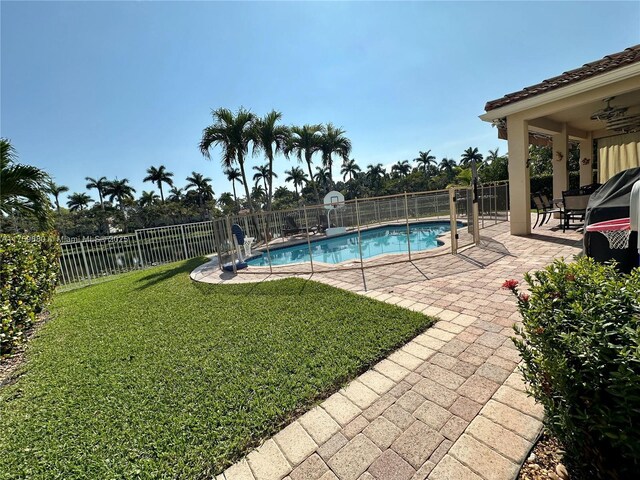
[
  {"xmin": 579, "ymin": 133, "xmax": 594, "ymax": 186},
  {"xmin": 507, "ymin": 116, "xmax": 531, "ymax": 235},
  {"xmin": 552, "ymin": 124, "xmax": 569, "ymax": 198}
]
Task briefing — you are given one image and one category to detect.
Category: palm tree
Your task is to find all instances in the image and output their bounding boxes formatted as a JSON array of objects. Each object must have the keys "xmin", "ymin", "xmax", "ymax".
[
  {"xmin": 251, "ymin": 185, "xmax": 266, "ymax": 206},
  {"xmin": 167, "ymin": 186, "xmax": 184, "ymax": 202},
  {"xmin": 461, "ymin": 147, "xmax": 484, "ymax": 188},
  {"xmin": 439, "ymin": 158, "xmax": 457, "ymax": 177},
  {"xmin": 284, "ymin": 166, "xmax": 308, "ymax": 199},
  {"xmin": 0, "ymin": 138, "xmax": 52, "ymax": 228},
  {"xmin": 143, "ymin": 165, "xmax": 174, "ymax": 203},
  {"xmin": 251, "ymin": 110, "xmax": 289, "ymax": 212},
  {"xmin": 199, "ymin": 107, "xmax": 257, "ymax": 214},
  {"xmin": 287, "ymin": 124, "xmax": 323, "ymax": 203},
  {"xmin": 414, "ymin": 150, "xmax": 436, "ymax": 172},
  {"xmin": 460, "ymin": 147, "xmax": 484, "ymax": 168},
  {"xmin": 319, "ymin": 123, "xmax": 351, "ymax": 188},
  {"xmin": 85, "ymin": 176, "xmax": 108, "ymax": 210},
  {"xmin": 367, "ymin": 163, "xmax": 386, "ymax": 190},
  {"xmin": 104, "ymin": 178, "xmax": 136, "ymax": 210},
  {"xmin": 391, "ymin": 160, "xmax": 411, "ymax": 178},
  {"xmin": 67, "ymin": 192, "xmax": 93, "ymax": 211},
  {"xmin": 486, "ymin": 148, "xmax": 500, "ymax": 164},
  {"xmin": 341, "ymin": 158, "xmax": 361, "ymax": 181},
  {"xmin": 314, "ymin": 166, "xmax": 331, "ymax": 192},
  {"xmin": 185, "ymin": 171, "xmax": 214, "ymax": 207},
  {"xmin": 47, "ymin": 181, "xmax": 69, "ymax": 213},
  {"xmin": 217, "ymin": 192, "xmax": 234, "ymax": 209},
  {"xmin": 253, "ymin": 164, "xmax": 277, "ymax": 193},
  {"xmin": 139, "ymin": 190, "xmax": 160, "ymax": 207},
  {"xmin": 224, "ymin": 167, "xmax": 243, "ymax": 208}
]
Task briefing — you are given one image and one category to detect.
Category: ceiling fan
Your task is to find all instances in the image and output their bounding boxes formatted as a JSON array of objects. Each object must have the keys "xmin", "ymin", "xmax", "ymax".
[{"xmin": 590, "ymin": 97, "xmax": 628, "ymax": 121}]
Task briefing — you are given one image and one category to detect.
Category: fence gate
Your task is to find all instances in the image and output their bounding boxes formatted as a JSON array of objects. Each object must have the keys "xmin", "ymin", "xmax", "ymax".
[{"xmin": 449, "ymin": 187, "xmax": 478, "ymax": 253}]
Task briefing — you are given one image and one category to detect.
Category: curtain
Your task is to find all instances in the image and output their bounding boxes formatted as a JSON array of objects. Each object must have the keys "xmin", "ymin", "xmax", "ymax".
[{"xmin": 598, "ymin": 132, "xmax": 640, "ymax": 183}]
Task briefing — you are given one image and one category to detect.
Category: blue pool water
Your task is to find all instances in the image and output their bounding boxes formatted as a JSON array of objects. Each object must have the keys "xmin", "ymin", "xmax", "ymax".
[{"xmin": 247, "ymin": 221, "xmax": 456, "ymax": 266}]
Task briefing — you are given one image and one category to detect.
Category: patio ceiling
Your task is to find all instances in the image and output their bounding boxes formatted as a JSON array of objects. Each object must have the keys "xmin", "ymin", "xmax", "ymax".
[{"xmin": 480, "ymin": 45, "xmax": 640, "ymax": 143}]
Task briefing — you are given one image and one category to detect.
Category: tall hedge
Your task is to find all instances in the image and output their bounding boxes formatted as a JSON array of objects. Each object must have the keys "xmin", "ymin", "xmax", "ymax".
[
  {"xmin": 0, "ymin": 233, "xmax": 61, "ymax": 355},
  {"xmin": 530, "ymin": 172, "xmax": 580, "ymax": 196},
  {"xmin": 506, "ymin": 258, "xmax": 640, "ymax": 479}
]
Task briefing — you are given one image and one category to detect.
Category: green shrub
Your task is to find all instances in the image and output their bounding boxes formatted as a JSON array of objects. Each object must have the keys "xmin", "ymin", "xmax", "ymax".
[
  {"xmin": 0, "ymin": 232, "xmax": 60, "ymax": 355},
  {"xmin": 530, "ymin": 172, "xmax": 580, "ymax": 196},
  {"xmin": 505, "ymin": 258, "xmax": 640, "ymax": 479}
]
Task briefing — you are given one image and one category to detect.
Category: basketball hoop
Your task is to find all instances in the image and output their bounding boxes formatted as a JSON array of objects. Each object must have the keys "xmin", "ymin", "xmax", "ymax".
[
  {"xmin": 323, "ymin": 191, "xmax": 345, "ymax": 210},
  {"xmin": 586, "ymin": 218, "xmax": 631, "ymax": 250}
]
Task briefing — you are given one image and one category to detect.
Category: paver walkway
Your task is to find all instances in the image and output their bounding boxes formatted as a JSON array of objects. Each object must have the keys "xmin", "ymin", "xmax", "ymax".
[{"xmin": 191, "ymin": 220, "xmax": 583, "ymax": 480}]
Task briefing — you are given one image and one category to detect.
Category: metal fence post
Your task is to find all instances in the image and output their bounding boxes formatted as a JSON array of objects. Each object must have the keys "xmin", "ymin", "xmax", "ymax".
[
  {"xmin": 180, "ymin": 225, "xmax": 189, "ymax": 260},
  {"xmin": 404, "ymin": 192, "xmax": 412, "ymax": 261},
  {"xmin": 355, "ymin": 198, "xmax": 367, "ymax": 291},
  {"xmin": 134, "ymin": 230, "xmax": 145, "ymax": 269},
  {"xmin": 302, "ymin": 205, "xmax": 314, "ymax": 274},
  {"xmin": 449, "ymin": 187, "xmax": 458, "ymax": 254},
  {"xmin": 473, "ymin": 186, "xmax": 480, "ymax": 245},
  {"xmin": 261, "ymin": 211, "xmax": 273, "ymax": 275},
  {"xmin": 79, "ymin": 240, "xmax": 92, "ymax": 284},
  {"xmin": 226, "ymin": 215, "xmax": 237, "ymax": 274}
]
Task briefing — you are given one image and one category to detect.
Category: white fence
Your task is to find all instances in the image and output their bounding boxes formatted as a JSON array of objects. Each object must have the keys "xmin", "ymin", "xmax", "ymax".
[{"xmin": 58, "ymin": 221, "xmax": 217, "ymax": 289}]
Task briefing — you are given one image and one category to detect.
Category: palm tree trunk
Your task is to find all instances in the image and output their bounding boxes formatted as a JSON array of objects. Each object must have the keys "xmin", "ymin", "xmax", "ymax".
[
  {"xmin": 327, "ymin": 154, "xmax": 333, "ymax": 189},
  {"xmin": 98, "ymin": 190, "xmax": 104, "ymax": 210},
  {"xmin": 305, "ymin": 153, "xmax": 320, "ymax": 204},
  {"xmin": 238, "ymin": 155, "xmax": 262, "ymax": 240},
  {"xmin": 267, "ymin": 155, "xmax": 274, "ymax": 213},
  {"xmin": 159, "ymin": 182, "xmax": 165, "ymax": 203},
  {"xmin": 232, "ymin": 181, "xmax": 238, "ymax": 209}
]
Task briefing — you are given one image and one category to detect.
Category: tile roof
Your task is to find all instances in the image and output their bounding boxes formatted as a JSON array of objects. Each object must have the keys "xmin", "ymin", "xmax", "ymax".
[{"xmin": 484, "ymin": 45, "xmax": 640, "ymax": 112}]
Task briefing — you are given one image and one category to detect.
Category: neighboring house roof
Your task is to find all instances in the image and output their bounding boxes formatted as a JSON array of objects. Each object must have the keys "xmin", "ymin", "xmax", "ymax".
[{"xmin": 484, "ymin": 45, "xmax": 640, "ymax": 112}]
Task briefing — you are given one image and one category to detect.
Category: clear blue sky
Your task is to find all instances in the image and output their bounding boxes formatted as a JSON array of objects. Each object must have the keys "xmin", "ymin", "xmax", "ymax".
[{"xmin": 2, "ymin": 1, "xmax": 639, "ymax": 203}]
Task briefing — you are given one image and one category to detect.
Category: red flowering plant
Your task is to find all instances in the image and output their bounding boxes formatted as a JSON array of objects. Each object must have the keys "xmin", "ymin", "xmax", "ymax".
[{"xmin": 504, "ymin": 256, "xmax": 640, "ymax": 479}]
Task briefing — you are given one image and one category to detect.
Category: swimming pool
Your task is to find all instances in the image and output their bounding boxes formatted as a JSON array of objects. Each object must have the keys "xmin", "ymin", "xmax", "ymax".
[{"xmin": 247, "ymin": 221, "xmax": 456, "ymax": 266}]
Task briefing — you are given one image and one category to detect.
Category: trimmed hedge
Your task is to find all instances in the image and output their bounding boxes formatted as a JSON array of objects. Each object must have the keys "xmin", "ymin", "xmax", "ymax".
[
  {"xmin": 0, "ymin": 233, "xmax": 60, "ymax": 355},
  {"xmin": 530, "ymin": 172, "xmax": 580, "ymax": 196},
  {"xmin": 506, "ymin": 258, "xmax": 640, "ymax": 479}
]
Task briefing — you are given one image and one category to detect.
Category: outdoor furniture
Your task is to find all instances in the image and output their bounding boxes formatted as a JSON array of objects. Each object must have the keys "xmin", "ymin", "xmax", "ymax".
[
  {"xmin": 281, "ymin": 216, "xmax": 316, "ymax": 237},
  {"xmin": 531, "ymin": 193, "xmax": 561, "ymax": 229},
  {"xmin": 561, "ymin": 190, "xmax": 591, "ymax": 232}
]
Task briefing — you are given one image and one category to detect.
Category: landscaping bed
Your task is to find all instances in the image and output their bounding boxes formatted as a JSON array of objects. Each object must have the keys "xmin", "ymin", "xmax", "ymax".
[
  {"xmin": 518, "ymin": 433, "xmax": 569, "ymax": 480},
  {"xmin": 0, "ymin": 258, "xmax": 434, "ymax": 479}
]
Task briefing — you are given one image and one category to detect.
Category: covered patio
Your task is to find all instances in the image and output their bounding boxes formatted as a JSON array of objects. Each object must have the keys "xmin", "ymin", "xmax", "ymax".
[{"xmin": 480, "ymin": 45, "xmax": 640, "ymax": 235}]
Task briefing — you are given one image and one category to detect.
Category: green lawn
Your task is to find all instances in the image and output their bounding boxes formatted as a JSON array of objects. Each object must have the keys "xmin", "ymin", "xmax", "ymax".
[{"xmin": 0, "ymin": 258, "xmax": 434, "ymax": 479}]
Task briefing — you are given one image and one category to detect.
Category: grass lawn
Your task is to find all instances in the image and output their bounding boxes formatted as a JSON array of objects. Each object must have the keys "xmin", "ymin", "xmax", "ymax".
[{"xmin": 0, "ymin": 258, "xmax": 434, "ymax": 479}]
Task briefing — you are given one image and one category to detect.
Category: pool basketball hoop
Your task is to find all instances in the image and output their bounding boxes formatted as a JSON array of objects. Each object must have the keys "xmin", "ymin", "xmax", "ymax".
[
  {"xmin": 323, "ymin": 191, "xmax": 346, "ymax": 236},
  {"xmin": 586, "ymin": 218, "xmax": 631, "ymax": 250},
  {"xmin": 323, "ymin": 191, "xmax": 345, "ymax": 210}
]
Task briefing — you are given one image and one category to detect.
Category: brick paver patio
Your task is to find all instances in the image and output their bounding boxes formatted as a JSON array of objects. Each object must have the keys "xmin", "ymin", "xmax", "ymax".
[{"xmin": 191, "ymin": 219, "xmax": 583, "ymax": 480}]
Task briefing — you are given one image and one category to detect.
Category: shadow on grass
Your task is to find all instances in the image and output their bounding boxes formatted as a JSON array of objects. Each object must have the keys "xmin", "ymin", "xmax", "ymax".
[{"xmin": 134, "ymin": 258, "xmax": 207, "ymax": 290}]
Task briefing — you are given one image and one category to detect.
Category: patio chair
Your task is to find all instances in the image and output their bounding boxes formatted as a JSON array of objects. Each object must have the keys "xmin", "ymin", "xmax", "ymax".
[
  {"xmin": 282, "ymin": 215, "xmax": 311, "ymax": 237},
  {"xmin": 561, "ymin": 190, "xmax": 590, "ymax": 232},
  {"xmin": 540, "ymin": 193, "xmax": 562, "ymax": 226},
  {"xmin": 531, "ymin": 194, "xmax": 547, "ymax": 229},
  {"xmin": 532, "ymin": 193, "xmax": 562, "ymax": 229}
]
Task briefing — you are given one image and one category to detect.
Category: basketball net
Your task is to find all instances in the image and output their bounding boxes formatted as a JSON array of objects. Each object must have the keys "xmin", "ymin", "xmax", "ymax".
[{"xmin": 597, "ymin": 229, "xmax": 631, "ymax": 250}]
